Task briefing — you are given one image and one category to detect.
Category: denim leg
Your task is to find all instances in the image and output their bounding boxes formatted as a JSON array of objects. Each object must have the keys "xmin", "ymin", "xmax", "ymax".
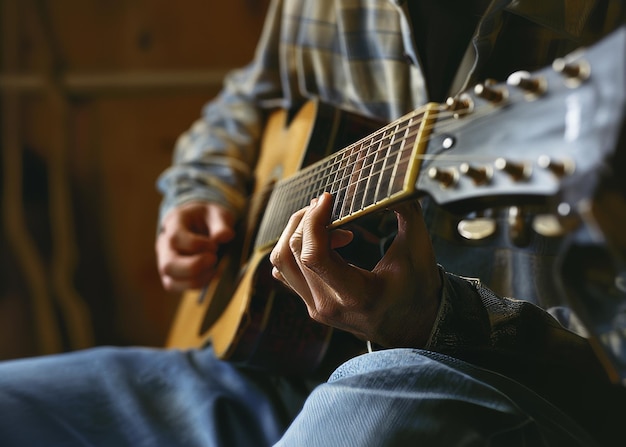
[
  {"xmin": 0, "ymin": 346, "xmax": 304, "ymax": 447},
  {"xmin": 275, "ymin": 349, "xmax": 597, "ymax": 447}
]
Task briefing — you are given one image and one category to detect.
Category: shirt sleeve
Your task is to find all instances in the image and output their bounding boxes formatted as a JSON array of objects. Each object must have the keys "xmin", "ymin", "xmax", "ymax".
[
  {"xmin": 156, "ymin": 0, "xmax": 286, "ymax": 225},
  {"xmin": 423, "ymin": 269, "xmax": 622, "ymax": 427},
  {"xmin": 426, "ymin": 269, "xmax": 606, "ymax": 378}
]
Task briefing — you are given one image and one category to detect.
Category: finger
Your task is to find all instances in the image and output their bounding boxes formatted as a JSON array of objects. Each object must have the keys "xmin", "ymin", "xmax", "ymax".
[
  {"xmin": 294, "ymin": 194, "xmax": 375, "ymax": 323},
  {"xmin": 158, "ymin": 251, "xmax": 218, "ymax": 280},
  {"xmin": 161, "ymin": 274, "xmax": 209, "ymax": 294},
  {"xmin": 158, "ymin": 212, "xmax": 216, "ymax": 255},
  {"xmin": 205, "ymin": 205, "xmax": 236, "ymax": 245},
  {"xmin": 170, "ymin": 230, "xmax": 216, "ymax": 255},
  {"xmin": 298, "ymin": 193, "xmax": 364, "ymax": 288},
  {"xmin": 329, "ymin": 228, "xmax": 353, "ymax": 250},
  {"xmin": 269, "ymin": 207, "xmax": 310, "ymax": 295},
  {"xmin": 375, "ymin": 199, "xmax": 442, "ymax": 307},
  {"xmin": 383, "ymin": 200, "xmax": 435, "ymax": 268}
]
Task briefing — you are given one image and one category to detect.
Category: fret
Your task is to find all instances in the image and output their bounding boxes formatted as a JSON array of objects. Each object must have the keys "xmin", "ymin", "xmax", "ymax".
[
  {"xmin": 276, "ymin": 178, "xmax": 294, "ymax": 238},
  {"xmin": 302, "ymin": 162, "xmax": 314, "ymax": 203},
  {"xmin": 348, "ymin": 135, "xmax": 378, "ymax": 215},
  {"xmin": 255, "ymin": 104, "xmax": 435, "ymax": 248},
  {"xmin": 333, "ymin": 143, "xmax": 361, "ymax": 221},
  {"xmin": 314, "ymin": 161, "xmax": 329, "ymax": 198},
  {"xmin": 362, "ymin": 126, "xmax": 395, "ymax": 209},
  {"xmin": 375, "ymin": 120, "xmax": 407, "ymax": 203},
  {"xmin": 328, "ymin": 152, "xmax": 345, "ymax": 220},
  {"xmin": 340, "ymin": 141, "xmax": 369, "ymax": 219},
  {"xmin": 281, "ymin": 178, "xmax": 298, "ymax": 225},
  {"xmin": 387, "ymin": 113, "xmax": 421, "ymax": 197},
  {"xmin": 332, "ymin": 145, "xmax": 353, "ymax": 220},
  {"xmin": 323, "ymin": 157, "xmax": 338, "ymax": 194}
]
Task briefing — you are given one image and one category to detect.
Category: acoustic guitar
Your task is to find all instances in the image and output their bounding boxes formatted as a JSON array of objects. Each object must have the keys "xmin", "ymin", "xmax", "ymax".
[{"xmin": 167, "ymin": 26, "xmax": 626, "ymax": 380}]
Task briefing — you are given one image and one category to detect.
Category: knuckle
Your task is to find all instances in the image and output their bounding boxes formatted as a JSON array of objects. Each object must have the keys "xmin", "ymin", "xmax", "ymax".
[
  {"xmin": 269, "ymin": 250, "xmax": 280, "ymax": 268},
  {"xmin": 288, "ymin": 233, "xmax": 302, "ymax": 253},
  {"xmin": 299, "ymin": 252, "xmax": 326, "ymax": 275},
  {"xmin": 308, "ymin": 302, "xmax": 338, "ymax": 324}
]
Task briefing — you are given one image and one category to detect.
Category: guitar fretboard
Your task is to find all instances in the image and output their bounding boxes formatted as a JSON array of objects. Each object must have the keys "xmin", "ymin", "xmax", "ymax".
[{"xmin": 254, "ymin": 104, "xmax": 438, "ymax": 249}]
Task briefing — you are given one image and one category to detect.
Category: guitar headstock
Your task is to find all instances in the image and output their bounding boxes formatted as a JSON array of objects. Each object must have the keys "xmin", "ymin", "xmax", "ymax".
[
  {"xmin": 417, "ymin": 26, "xmax": 626, "ymax": 385},
  {"xmin": 418, "ymin": 26, "xmax": 626, "ymax": 220}
]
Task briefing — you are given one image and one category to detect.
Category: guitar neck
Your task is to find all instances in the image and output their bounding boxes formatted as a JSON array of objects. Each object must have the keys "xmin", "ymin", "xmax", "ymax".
[{"xmin": 254, "ymin": 103, "xmax": 439, "ymax": 249}]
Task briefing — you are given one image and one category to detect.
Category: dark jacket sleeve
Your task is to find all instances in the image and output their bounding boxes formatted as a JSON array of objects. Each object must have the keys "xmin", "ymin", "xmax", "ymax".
[{"xmin": 425, "ymin": 270, "xmax": 625, "ymax": 445}]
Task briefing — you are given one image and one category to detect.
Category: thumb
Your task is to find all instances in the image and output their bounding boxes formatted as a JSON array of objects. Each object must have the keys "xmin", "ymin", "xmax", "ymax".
[
  {"xmin": 378, "ymin": 199, "xmax": 437, "ymax": 275},
  {"xmin": 205, "ymin": 204, "xmax": 236, "ymax": 245}
]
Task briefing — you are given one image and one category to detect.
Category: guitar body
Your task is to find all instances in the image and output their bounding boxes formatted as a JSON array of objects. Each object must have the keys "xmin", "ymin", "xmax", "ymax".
[{"xmin": 167, "ymin": 101, "xmax": 378, "ymax": 375}]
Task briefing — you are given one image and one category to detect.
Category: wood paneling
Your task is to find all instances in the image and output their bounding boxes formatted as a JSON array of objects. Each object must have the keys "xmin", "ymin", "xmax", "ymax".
[{"xmin": 0, "ymin": 0, "xmax": 269, "ymax": 356}]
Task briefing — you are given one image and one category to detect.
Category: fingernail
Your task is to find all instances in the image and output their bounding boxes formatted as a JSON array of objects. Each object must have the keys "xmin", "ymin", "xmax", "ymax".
[{"xmin": 310, "ymin": 197, "xmax": 318, "ymax": 207}]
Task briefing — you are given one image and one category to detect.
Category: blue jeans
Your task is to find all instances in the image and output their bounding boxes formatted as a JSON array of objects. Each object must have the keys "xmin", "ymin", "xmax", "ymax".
[
  {"xmin": 0, "ymin": 347, "xmax": 594, "ymax": 446},
  {"xmin": 277, "ymin": 349, "xmax": 596, "ymax": 446},
  {"xmin": 0, "ymin": 346, "xmax": 307, "ymax": 446}
]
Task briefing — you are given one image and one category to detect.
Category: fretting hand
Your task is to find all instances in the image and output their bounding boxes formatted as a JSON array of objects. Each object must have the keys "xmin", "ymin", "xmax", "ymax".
[{"xmin": 269, "ymin": 192, "xmax": 442, "ymax": 348}]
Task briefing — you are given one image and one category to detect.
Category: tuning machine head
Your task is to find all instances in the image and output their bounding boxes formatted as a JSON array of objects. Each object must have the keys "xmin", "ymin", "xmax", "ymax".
[
  {"xmin": 537, "ymin": 155, "xmax": 575, "ymax": 177},
  {"xmin": 428, "ymin": 166, "xmax": 459, "ymax": 189},
  {"xmin": 552, "ymin": 57, "xmax": 591, "ymax": 87},
  {"xmin": 507, "ymin": 71, "xmax": 547, "ymax": 99},
  {"xmin": 444, "ymin": 94, "xmax": 473, "ymax": 119},
  {"xmin": 473, "ymin": 81, "xmax": 508, "ymax": 105},
  {"xmin": 494, "ymin": 158, "xmax": 532, "ymax": 181}
]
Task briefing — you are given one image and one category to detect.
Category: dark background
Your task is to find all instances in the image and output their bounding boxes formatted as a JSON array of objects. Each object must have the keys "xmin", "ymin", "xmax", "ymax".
[{"xmin": 0, "ymin": 0, "xmax": 269, "ymax": 358}]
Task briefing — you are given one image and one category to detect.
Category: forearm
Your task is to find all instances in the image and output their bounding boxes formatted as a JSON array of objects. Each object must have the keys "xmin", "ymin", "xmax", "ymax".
[{"xmin": 156, "ymin": 89, "xmax": 264, "ymax": 224}]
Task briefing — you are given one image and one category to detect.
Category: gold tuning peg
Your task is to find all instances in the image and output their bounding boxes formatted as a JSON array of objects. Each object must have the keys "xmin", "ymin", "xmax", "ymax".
[
  {"xmin": 537, "ymin": 155, "xmax": 575, "ymax": 177},
  {"xmin": 552, "ymin": 57, "xmax": 591, "ymax": 87},
  {"xmin": 427, "ymin": 167, "xmax": 458, "ymax": 188},
  {"xmin": 473, "ymin": 83, "xmax": 507, "ymax": 104},
  {"xmin": 494, "ymin": 158, "xmax": 531, "ymax": 181},
  {"xmin": 507, "ymin": 71, "xmax": 546, "ymax": 97},
  {"xmin": 457, "ymin": 216, "xmax": 496, "ymax": 240},
  {"xmin": 444, "ymin": 95, "xmax": 472, "ymax": 118},
  {"xmin": 508, "ymin": 206, "xmax": 531, "ymax": 247},
  {"xmin": 459, "ymin": 163, "xmax": 492, "ymax": 185}
]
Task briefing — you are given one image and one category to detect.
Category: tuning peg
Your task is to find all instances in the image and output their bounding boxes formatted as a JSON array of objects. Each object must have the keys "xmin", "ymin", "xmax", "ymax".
[
  {"xmin": 532, "ymin": 202, "xmax": 580, "ymax": 237},
  {"xmin": 444, "ymin": 95, "xmax": 472, "ymax": 118},
  {"xmin": 508, "ymin": 206, "xmax": 531, "ymax": 246},
  {"xmin": 537, "ymin": 155, "xmax": 575, "ymax": 177},
  {"xmin": 459, "ymin": 163, "xmax": 492, "ymax": 185},
  {"xmin": 532, "ymin": 214, "xmax": 566, "ymax": 237},
  {"xmin": 552, "ymin": 57, "xmax": 590, "ymax": 86},
  {"xmin": 494, "ymin": 158, "xmax": 531, "ymax": 181},
  {"xmin": 506, "ymin": 71, "xmax": 546, "ymax": 97},
  {"xmin": 474, "ymin": 83, "xmax": 507, "ymax": 104},
  {"xmin": 457, "ymin": 216, "xmax": 496, "ymax": 240},
  {"xmin": 428, "ymin": 167, "xmax": 458, "ymax": 188}
]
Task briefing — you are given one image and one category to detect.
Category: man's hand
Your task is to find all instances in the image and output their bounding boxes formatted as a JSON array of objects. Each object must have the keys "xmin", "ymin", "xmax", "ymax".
[
  {"xmin": 269, "ymin": 192, "xmax": 442, "ymax": 348},
  {"xmin": 156, "ymin": 202, "xmax": 235, "ymax": 293}
]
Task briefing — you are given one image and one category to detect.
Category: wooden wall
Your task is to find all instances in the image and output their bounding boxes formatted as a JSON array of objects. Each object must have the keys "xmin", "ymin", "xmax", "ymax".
[{"xmin": 0, "ymin": 0, "xmax": 269, "ymax": 358}]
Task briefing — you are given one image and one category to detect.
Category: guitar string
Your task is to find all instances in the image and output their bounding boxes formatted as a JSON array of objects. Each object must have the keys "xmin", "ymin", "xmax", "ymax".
[
  {"xmin": 271, "ymin": 108, "xmax": 483, "ymax": 214},
  {"xmin": 257, "ymin": 105, "xmax": 502, "ymax": 244},
  {"xmin": 278, "ymin": 102, "xmax": 499, "ymax": 203},
  {"xmin": 266, "ymin": 109, "xmax": 487, "ymax": 228}
]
